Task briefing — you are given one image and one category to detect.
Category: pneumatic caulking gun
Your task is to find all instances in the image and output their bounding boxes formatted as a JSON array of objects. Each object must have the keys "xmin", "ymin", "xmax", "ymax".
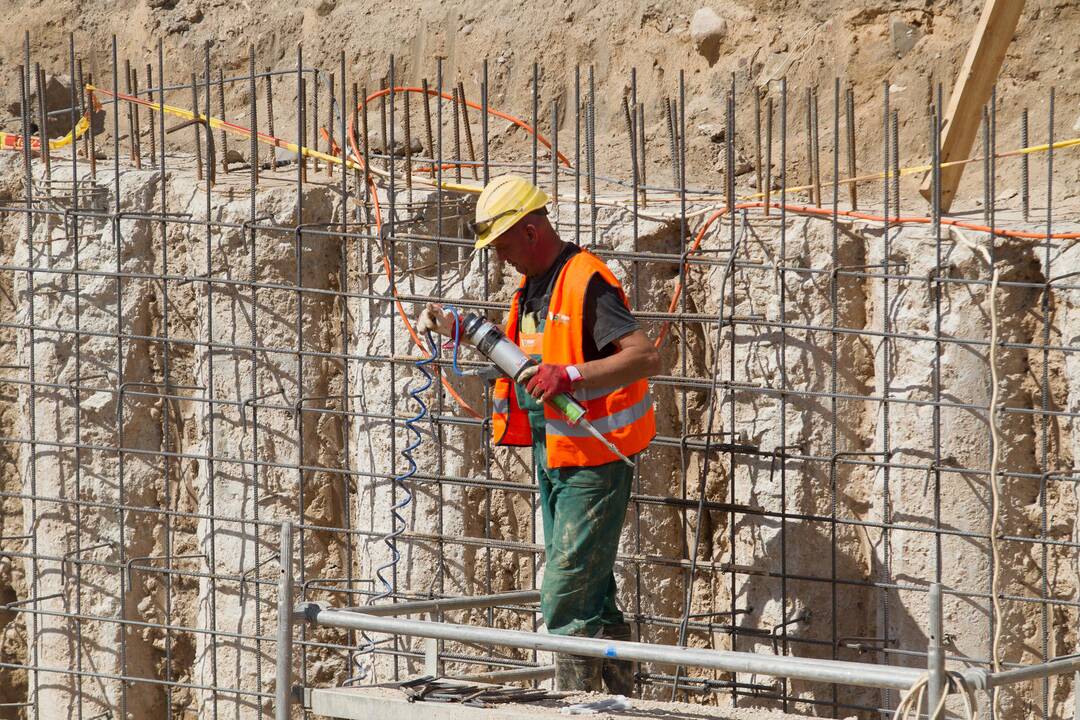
[{"xmin": 459, "ymin": 312, "xmax": 636, "ymax": 468}]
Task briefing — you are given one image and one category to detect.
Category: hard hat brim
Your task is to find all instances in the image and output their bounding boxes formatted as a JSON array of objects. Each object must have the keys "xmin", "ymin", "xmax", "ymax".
[{"xmin": 472, "ymin": 177, "xmax": 550, "ymax": 249}]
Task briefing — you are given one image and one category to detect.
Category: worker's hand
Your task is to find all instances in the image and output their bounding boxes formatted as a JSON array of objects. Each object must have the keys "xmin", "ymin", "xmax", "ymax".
[
  {"xmin": 417, "ymin": 303, "xmax": 456, "ymax": 337},
  {"xmin": 525, "ymin": 363, "xmax": 575, "ymax": 403}
]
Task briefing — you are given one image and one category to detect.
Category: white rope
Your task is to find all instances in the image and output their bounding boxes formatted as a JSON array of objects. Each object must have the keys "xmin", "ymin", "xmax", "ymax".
[
  {"xmin": 892, "ymin": 671, "xmax": 979, "ymax": 720},
  {"xmin": 988, "ymin": 266, "xmax": 1004, "ymax": 718}
]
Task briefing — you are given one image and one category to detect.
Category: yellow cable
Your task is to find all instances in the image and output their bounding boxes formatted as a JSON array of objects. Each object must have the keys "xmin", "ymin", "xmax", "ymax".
[{"xmin": 86, "ymin": 84, "xmax": 1080, "ymax": 213}]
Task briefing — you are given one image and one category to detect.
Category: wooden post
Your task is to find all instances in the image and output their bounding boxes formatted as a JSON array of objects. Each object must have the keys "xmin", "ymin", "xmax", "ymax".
[{"xmin": 919, "ymin": 0, "xmax": 1024, "ymax": 211}]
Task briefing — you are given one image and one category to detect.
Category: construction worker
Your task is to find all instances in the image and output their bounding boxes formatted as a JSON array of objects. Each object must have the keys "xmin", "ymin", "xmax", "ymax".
[{"xmin": 418, "ymin": 175, "xmax": 660, "ymax": 694}]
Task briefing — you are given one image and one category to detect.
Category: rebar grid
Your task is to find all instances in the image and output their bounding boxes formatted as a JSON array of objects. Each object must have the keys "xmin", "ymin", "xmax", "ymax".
[{"xmin": 1, "ymin": 35, "xmax": 1079, "ymax": 720}]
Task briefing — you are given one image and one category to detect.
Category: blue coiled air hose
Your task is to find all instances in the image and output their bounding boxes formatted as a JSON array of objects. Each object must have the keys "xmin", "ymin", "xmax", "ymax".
[{"xmin": 350, "ymin": 329, "xmax": 439, "ymax": 682}]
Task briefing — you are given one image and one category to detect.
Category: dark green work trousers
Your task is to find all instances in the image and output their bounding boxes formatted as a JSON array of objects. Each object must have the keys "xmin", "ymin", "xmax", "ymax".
[{"xmin": 520, "ymin": 387, "xmax": 633, "ymax": 638}]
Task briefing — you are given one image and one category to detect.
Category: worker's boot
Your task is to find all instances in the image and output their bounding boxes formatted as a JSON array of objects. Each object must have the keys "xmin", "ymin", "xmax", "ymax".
[
  {"xmin": 554, "ymin": 653, "xmax": 603, "ymax": 692},
  {"xmin": 599, "ymin": 622, "xmax": 636, "ymax": 696}
]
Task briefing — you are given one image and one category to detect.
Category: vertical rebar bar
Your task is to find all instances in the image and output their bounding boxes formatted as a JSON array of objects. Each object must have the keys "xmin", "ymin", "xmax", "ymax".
[
  {"xmin": 388, "ymin": 53, "xmax": 402, "ymax": 678},
  {"xmin": 574, "ymin": 66, "xmax": 580, "ymax": 244},
  {"xmin": 110, "ymin": 34, "xmax": 130, "ymax": 720},
  {"xmin": 638, "ymin": 102, "xmax": 646, "ymax": 207},
  {"xmin": 403, "ymin": 80, "xmax": 413, "ymax": 195},
  {"xmin": 812, "ymin": 86, "xmax": 822, "ymax": 207},
  {"xmin": 123, "ymin": 59, "xmax": 138, "ymax": 168},
  {"xmin": 1021, "ymin": 108, "xmax": 1029, "ymax": 222},
  {"xmin": 666, "ymin": 97, "xmax": 678, "ymax": 189},
  {"xmin": 754, "ymin": 88, "xmax": 763, "ymax": 199},
  {"xmin": 827, "ymin": 74, "xmax": 839, "ymax": 719},
  {"xmin": 217, "ymin": 68, "xmax": 228, "ymax": 173},
  {"xmin": 299, "ymin": 77, "xmax": 307, "ymax": 183},
  {"xmin": 362, "ymin": 84, "xmax": 372, "ymax": 200},
  {"xmin": 765, "ymin": 95, "xmax": 773, "ymax": 216},
  {"xmin": 586, "ymin": 66, "xmax": 596, "ymax": 198},
  {"xmin": 379, "ymin": 75, "xmax": 388, "ymax": 175},
  {"xmin": 845, "ymin": 86, "xmax": 857, "ymax": 210},
  {"xmin": 293, "ymin": 41, "xmax": 309, "ymax": 693},
  {"xmin": 532, "ymin": 61, "xmax": 539, "ymax": 185},
  {"xmin": 17, "ymin": 56, "xmax": 42, "ymax": 720},
  {"xmin": 78, "ymin": 60, "xmax": 92, "ymax": 170},
  {"xmin": 338, "ymin": 50, "xmax": 354, "ymax": 676},
  {"xmin": 130, "ymin": 65, "xmax": 143, "ymax": 170},
  {"xmin": 145, "ymin": 62, "xmax": 157, "ymax": 163},
  {"xmin": 355, "ymin": 82, "xmax": 366, "ymax": 219},
  {"xmin": 805, "ymin": 87, "xmax": 815, "ymax": 204},
  {"xmin": 669, "ymin": 67, "xmax": 691, "ymax": 702},
  {"xmin": 89, "ymin": 73, "xmax": 100, "ymax": 181},
  {"xmin": 458, "ymin": 80, "xmax": 478, "ymax": 180},
  {"xmin": 775, "ymin": 71, "xmax": 789, "ymax": 714},
  {"xmin": 932, "ymin": 83, "xmax": 943, "ymax": 589},
  {"xmin": 161, "ymin": 50, "xmax": 177, "ymax": 719},
  {"xmin": 249, "ymin": 47, "xmax": 259, "ymax": 184},
  {"xmin": 983, "ymin": 105, "xmax": 991, "ymax": 228},
  {"xmin": 481, "ymin": 60, "xmax": 490, "ymax": 186},
  {"xmin": 35, "ymin": 63, "xmax": 52, "ymax": 186},
  {"xmin": 891, "ymin": 109, "xmax": 899, "ymax": 221},
  {"xmin": 202, "ymin": 62, "xmax": 216, "ymax": 187},
  {"xmin": 66, "ymin": 34, "xmax": 86, "ymax": 720},
  {"xmin": 587, "ymin": 65, "xmax": 596, "ymax": 243},
  {"xmin": 880, "ymin": 79, "xmax": 893, "ymax": 714},
  {"xmin": 199, "ymin": 39, "xmax": 221, "ymax": 717},
  {"xmin": 551, "ymin": 99, "xmax": 559, "ymax": 202},
  {"xmin": 451, "ymin": 85, "xmax": 461, "ymax": 183},
  {"xmin": 623, "ymin": 94, "xmax": 638, "ymax": 210},
  {"xmin": 249, "ymin": 40, "xmax": 264, "ymax": 705},
  {"xmin": 327, "ymin": 72, "xmax": 335, "ymax": 178},
  {"xmin": 191, "ymin": 72, "xmax": 203, "ymax": 182},
  {"xmin": 1039, "ymin": 86, "xmax": 1055, "ymax": 720},
  {"xmin": 265, "ymin": 68, "xmax": 277, "ymax": 171},
  {"xmin": 725, "ymin": 87, "xmax": 734, "ymax": 215},
  {"xmin": 421, "ymin": 77, "xmax": 434, "ymax": 172},
  {"xmin": 312, "ymin": 68, "xmax": 319, "ymax": 172},
  {"xmin": 990, "ymin": 87, "xmax": 997, "ymax": 241}
]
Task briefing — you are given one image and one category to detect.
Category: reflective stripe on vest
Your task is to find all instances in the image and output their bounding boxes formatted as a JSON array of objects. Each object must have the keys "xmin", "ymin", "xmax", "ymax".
[{"xmin": 546, "ymin": 392, "xmax": 653, "ymax": 438}]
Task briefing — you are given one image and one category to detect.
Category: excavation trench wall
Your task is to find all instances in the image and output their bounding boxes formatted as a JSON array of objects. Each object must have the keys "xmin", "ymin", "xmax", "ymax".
[{"xmin": 0, "ymin": 155, "xmax": 1078, "ymax": 720}]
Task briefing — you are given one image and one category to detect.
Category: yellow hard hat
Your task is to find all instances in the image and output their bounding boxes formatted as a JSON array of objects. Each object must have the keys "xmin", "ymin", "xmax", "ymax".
[{"xmin": 470, "ymin": 175, "xmax": 549, "ymax": 249}]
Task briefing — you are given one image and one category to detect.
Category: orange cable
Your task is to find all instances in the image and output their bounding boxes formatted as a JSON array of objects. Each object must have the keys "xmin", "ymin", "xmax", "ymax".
[
  {"xmin": 655, "ymin": 201, "xmax": 1080, "ymax": 347},
  {"xmin": 345, "ymin": 102, "xmax": 482, "ymax": 419}
]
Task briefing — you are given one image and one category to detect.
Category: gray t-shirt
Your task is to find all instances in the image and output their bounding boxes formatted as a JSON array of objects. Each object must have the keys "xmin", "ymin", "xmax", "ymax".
[{"xmin": 518, "ymin": 244, "xmax": 639, "ymax": 360}]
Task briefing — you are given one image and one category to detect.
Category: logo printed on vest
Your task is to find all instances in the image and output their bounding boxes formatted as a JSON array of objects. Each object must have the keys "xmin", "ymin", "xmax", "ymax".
[{"xmin": 547, "ymin": 311, "xmax": 571, "ymax": 324}]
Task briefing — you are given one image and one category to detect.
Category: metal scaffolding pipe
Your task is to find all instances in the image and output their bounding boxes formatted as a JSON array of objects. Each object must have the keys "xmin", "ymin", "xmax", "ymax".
[
  {"xmin": 275, "ymin": 522, "xmax": 295, "ymax": 720},
  {"xmin": 297, "ymin": 603, "xmax": 926, "ymax": 691},
  {"xmin": 927, "ymin": 582, "xmax": 946, "ymax": 716}
]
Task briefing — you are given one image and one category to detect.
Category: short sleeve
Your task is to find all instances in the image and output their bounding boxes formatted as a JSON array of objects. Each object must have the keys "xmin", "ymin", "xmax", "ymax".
[{"xmin": 583, "ymin": 276, "xmax": 639, "ymax": 355}]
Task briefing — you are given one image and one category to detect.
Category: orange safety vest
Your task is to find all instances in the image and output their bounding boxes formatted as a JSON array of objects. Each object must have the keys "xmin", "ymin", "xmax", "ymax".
[{"xmin": 491, "ymin": 250, "xmax": 656, "ymax": 468}]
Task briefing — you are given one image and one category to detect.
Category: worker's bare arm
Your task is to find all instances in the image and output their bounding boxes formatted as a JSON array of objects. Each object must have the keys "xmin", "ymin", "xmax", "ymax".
[{"xmin": 576, "ymin": 329, "xmax": 661, "ymax": 390}]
